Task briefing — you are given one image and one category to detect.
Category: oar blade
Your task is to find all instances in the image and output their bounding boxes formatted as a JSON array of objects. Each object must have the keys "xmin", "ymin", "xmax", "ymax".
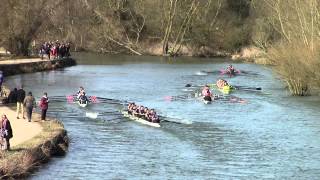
[
  {"xmin": 89, "ymin": 96, "xmax": 99, "ymax": 103},
  {"xmin": 66, "ymin": 95, "xmax": 74, "ymax": 103}
]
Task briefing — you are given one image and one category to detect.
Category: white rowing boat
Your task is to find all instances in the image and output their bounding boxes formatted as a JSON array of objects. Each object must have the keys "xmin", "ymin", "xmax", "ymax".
[
  {"xmin": 121, "ymin": 111, "xmax": 161, "ymax": 128},
  {"xmin": 77, "ymin": 100, "xmax": 88, "ymax": 107},
  {"xmin": 198, "ymin": 97, "xmax": 212, "ymax": 104},
  {"xmin": 203, "ymin": 99, "xmax": 212, "ymax": 104}
]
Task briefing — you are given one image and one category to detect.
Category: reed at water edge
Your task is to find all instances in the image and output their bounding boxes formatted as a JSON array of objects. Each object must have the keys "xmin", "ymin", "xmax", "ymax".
[{"xmin": 267, "ymin": 42, "xmax": 320, "ymax": 96}]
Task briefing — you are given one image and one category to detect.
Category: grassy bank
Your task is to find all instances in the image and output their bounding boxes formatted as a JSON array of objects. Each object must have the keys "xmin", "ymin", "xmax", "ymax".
[{"xmin": 0, "ymin": 119, "xmax": 69, "ymax": 179}]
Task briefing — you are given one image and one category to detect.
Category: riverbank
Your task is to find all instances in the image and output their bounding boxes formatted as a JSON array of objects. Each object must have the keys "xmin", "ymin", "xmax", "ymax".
[
  {"xmin": 0, "ymin": 57, "xmax": 76, "ymax": 76},
  {"xmin": 0, "ymin": 110, "xmax": 68, "ymax": 179},
  {"xmin": 82, "ymin": 43, "xmax": 271, "ymax": 65},
  {"xmin": 0, "ymin": 57, "xmax": 73, "ymax": 178}
]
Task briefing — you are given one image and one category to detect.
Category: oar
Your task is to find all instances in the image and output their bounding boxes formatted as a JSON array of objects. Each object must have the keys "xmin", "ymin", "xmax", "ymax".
[
  {"xmin": 66, "ymin": 95, "xmax": 75, "ymax": 103},
  {"xmin": 164, "ymin": 95, "xmax": 191, "ymax": 101},
  {"xmin": 89, "ymin": 96, "xmax": 99, "ymax": 103},
  {"xmin": 233, "ymin": 86, "xmax": 262, "ymax": 91},
  {"xmin": 160, "ymin": 118, "xmax": 183, "ymax": 124},
  {"xmin": 184, "ymin": 83, "xmax": 261, "ymax": 91},
  {"xmin": 220, "ymin": 69, "xmax": 226, "ymax": 75}
]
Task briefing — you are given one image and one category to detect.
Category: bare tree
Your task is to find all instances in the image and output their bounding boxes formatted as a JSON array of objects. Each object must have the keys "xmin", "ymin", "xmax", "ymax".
[{"xmin": 0, "ymin": 0, "xmax": 63, "ymax": 56}]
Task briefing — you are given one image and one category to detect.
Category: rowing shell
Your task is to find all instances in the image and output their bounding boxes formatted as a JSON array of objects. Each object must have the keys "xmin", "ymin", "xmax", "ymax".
[
  {"xmin": 198, "ymin": 97, "xmax": 212, "ymax": 104},
  {"xmin": 121, "ymin": 111, "xmax": 161, "ymax": 128},
  {"xmin": 203, "ymin": 99, "xmax": 212, "ymax": 104},
  {"xmin": 77, "ymin": 100, "xmax": 88, "ymax": 107}
]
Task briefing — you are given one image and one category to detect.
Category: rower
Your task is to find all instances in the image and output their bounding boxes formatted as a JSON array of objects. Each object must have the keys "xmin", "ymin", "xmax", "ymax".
[
  {"xmin": 202, "ymin": 85, "xmax": 212, "ymax": 102},
  {"xmin": 144, "ymin": 108, "xmax": 150, "ymax": 120},
  {"xmin": 77, "ymin": 86, "xmax": 86, "ymax": 99},
  {"xmin": 79, "ymin": 94, "xmax": 88, "ymax": 104},
  {"xmin": 217, "ymin": 79, "xmax": 230, "ymax": 88},
  {"xmin": 127, "ymin": 103, "xmax": 133, "ymax": 114},
  {"xmin": 133, "ymin": 105, "xmax": 140, "ymax": 116},
  {"xmin": 138, "ymin": 106, "xmax": 146, "ymax": 118},
  {"xmin": 131, "ymin": 104, "xmax": 137, "ymax": 115},
  {"xmin": 226, "ymin": 64, "xmax": 236, "ymax": 75},
  {"xmin": 150, "ymin": 109, "xmax": 160, "ymax": 123}
]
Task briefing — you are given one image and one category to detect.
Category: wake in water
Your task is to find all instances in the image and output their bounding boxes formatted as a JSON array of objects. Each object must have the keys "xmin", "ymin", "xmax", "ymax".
[
  {"xmin": 85, "ymin": 112, "xmax": 99, "ymax": 119},
  {"xmin": 47, "ymin": 95, "xmax": 191, "ymax": 126},
  {"xmin": 194, "ymin": 71, "xmax": 208, "ymax": 76}
]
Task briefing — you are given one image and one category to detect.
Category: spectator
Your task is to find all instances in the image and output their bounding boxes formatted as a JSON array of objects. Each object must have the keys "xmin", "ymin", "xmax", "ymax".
[
  {"xmin": 39, "ymin": 92, "xmax": 49, "ymax": 121},
  {"xmin": 16, "ymin": 86, "xmax": 26, "ymax": 119},
  {"xmin": 23, "ymin": 91, "xmax": 36, "ymax": 122},
  {"xmin": 8, "ymin": 88, "xmax": 18, "ymax": 103},
  {"xmin": 39, "ymin": 43, "xmax": 46, "ymax": 60},
  {"xmin": 45, "ymin": 42, "xmax": 51, "ymax": 60},
  {"xmin": 1, "ymin": 114, "xmax": 13, "ymax": 150}
]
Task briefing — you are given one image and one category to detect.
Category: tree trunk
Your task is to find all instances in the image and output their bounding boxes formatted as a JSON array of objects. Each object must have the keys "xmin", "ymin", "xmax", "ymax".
[{"xmin": 7, "ymin": 36, "xmax": 32, "ymax": 56}]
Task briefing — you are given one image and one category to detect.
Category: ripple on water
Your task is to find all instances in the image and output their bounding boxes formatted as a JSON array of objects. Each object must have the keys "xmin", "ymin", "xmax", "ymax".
[{"xmin": 10, "ymin": 56, "xmax": 318, "ymax": 179}]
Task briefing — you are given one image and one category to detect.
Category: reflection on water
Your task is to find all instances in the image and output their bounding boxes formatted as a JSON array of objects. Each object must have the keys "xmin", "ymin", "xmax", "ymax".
[{"xmin": 5, "ymin": 53, "xmax": 320, "ymax": 179}]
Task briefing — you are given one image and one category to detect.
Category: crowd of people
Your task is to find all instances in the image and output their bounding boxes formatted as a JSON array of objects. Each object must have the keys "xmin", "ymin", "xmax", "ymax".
[
  {"xmin": 127, "ymin": 103, "xmax": 160, "ymax": 123},
  {"xmin": 15, "ymin": 86, "xmax": 49, "ymax": 122},
  {"xmin": 39, "ymin": 41, "xmax": 71, "ymax": 60},
  {"xmin": 0, "ymin": 86, "xmax": 49, "ymax": 150}
]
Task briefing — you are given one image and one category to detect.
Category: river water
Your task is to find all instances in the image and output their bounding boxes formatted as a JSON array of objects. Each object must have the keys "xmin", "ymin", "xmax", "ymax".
[{"xmin": 6, "ymin": 53, "xmax": 320, "ymax": 179}]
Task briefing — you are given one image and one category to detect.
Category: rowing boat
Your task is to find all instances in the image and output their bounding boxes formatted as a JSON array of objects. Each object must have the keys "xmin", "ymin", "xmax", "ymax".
[
  {"xmin": 77, "ymin": 100, "xmax": 88, "ymax": 107},
  {"xmin": 121, "ymin": 111, "xmax": 161, "ymax": 128},
  {"xmin": 219, "ymin": 85, "xmax": 232, "ymax": 94},
  {"xmin": 198, "ymin": 96, "xmax": 212, "ymax": 104},
  {"xmin": 220, "ymin": 69, "xmax": 241, "ymax": 76},
  {"xmin": 202, "ymin": 99, "xmax": 212, "ymax": 104}
]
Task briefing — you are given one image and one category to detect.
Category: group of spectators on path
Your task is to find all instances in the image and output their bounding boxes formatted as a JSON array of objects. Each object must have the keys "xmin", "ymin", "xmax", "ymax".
[
  {"xmin": 39, "ymin": 40, "xmax": 71, "ymax": 60},
  {"xmin": 14, "ymin": 86, "xmax": 49, "ymax": 122},
  {"xmin": 1, "ymin": 86, "xmax": 50, "ymax": 151}
]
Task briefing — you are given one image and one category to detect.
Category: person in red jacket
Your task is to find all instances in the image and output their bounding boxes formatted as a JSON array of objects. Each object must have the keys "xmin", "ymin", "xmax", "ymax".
[{"xmin": 39, "ymin": 92, "xmax": 49, "ymax": 121}]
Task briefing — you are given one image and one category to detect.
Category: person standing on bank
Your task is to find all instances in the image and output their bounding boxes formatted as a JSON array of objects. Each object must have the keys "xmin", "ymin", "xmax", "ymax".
[
  {"xmin": 16, "ymin": 86, "xmax": 26, "ymax": 119},
  {"xmin": 1, "ymin": 114, "xmax": 13, "ymax": 150},
  {"xmin": 39, "ymin": 92, "xmax": 49, "ymax": 121},
  {"xmin": 23, "ymin": 92, "xmax": 36, "ymax": 122}
]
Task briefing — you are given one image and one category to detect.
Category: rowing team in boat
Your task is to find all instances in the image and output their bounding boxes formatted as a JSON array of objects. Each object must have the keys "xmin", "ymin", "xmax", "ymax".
[
  {"xmin": 77, "ymin": 86, "xmax": 88, "ymax": 104},
  {"xmin": 127, "ymin": 103, "xmax": 160, "ymax": 123},
  {"xmin": 202, "ymin": 79, "xmax": 231, "ymax": 101}
]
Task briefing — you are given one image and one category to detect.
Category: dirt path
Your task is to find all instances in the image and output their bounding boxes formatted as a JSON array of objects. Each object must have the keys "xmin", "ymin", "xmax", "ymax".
[
  {"xmin": 0, "ymin": 58, "xmax": 48, "ymax": 65},
  {"xmin": 0, "ymin": 106, "xmax": 42, "ymax": 147}
]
